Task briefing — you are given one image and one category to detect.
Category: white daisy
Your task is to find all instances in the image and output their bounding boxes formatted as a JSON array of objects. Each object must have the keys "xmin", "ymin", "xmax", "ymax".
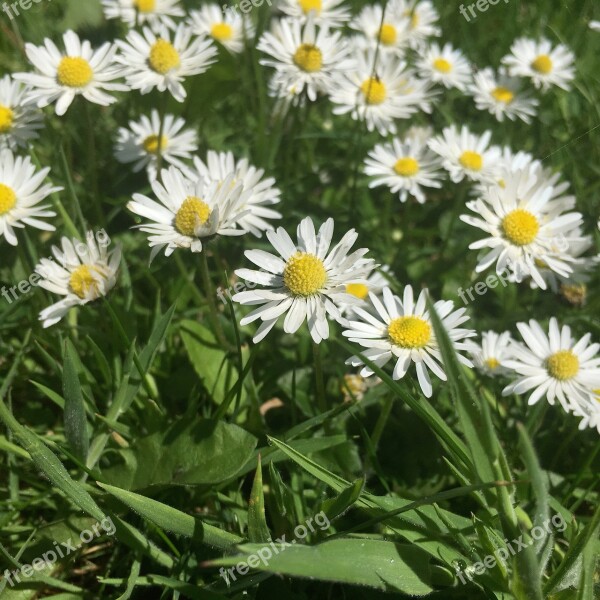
[
  {"xmin": 101, "ymin": 0, "xmax": 185, "ymax": 31},
  {"xmin": 127, "ymin": 166, "xmax": 248, "ymax": 259},
  {"xmin": 0, "ymin": 75, "xmax": 44, "ymax": 150},
  {"xmin": 343, "ymin": 285, "xmax": 475, "ymax": 398},
  {"xmin": 278, "ymin": 0, "xmax": 351, "ymax": 28},
  {"xmin": 114, "ymin": 110, "xmax": 197, "ymax": 181},
  {"xmin": 185, "ymin": 150, "xmax": 281, "ymax": 237},
  {"xmin": 0, "ymin": 149, "xmax": 61, "ymax": 246},
  {"xmin": 590, "ymin": 21, "xmax": 600, "ymax": 32},
  {"xmin": 188, "ymin": 4, "xmax": 255, "ymax": 54},
  {"xmin": 416, "ymin": 42, "xmax": 471, "ymax": 91},
  {"xmin": 502, "ymin": 318, "xmax": 600, "ymax": 412},
  {"xmin": 467, "ymin": 330, "xmax": 513, "ymax": 377},
  {"xmin": 13, "ymin": 30, "xmax": 127, "ymax": 116},
  {"xmin": 364, "ymin": 134, "xmax": 444, "ymax": 203},
  {"xmin": 572, "ymin": 395, "xmax": 600, "ymax": 435},
  {"xmin": 470, "ymin": 67, "xmax": 538, "ymax": 123},
  {"xmin": 330, "ymin": 49, "xmax": 435, "ymax": 135},
  {"xmin": 36, "ymin": 231, "xmax": 121, "ymax": 328},
  {"xmin": 257, "ymin": 17, "xmax": 355, "ymax": 103},
  {"xmin": 428, "ymin": 125, "xmax": 501, "ymax": 183},
  {"xmin": 399, "ymin": 0, "xmax": 440, "ymax": 49},
  {"xmin": 233, "ymin": 217, "xmax": 376, "ymax": 344},
  {"xmin": 337, "ymin": 265, "xmax": 392, "ymax": 318},
  {"xmin": 502, "ymin": 38, "xmax": 575, "ymax": 92},
  {"xmin": 116, "ymin": 25, "xmax": 217, "ymax": 102},
  {"xmin": 460, "ymin": 167, "xmax": 583, "ymax": 289}
]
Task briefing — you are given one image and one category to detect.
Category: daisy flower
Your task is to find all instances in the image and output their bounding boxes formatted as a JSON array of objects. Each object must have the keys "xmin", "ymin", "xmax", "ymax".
[
  {"xmin": 416, "ymin": 42, "xmax": 471, "ymax": 91},
  {"xmin": 502, "ymin": 38, "xmax": 575, "ymax": 92},
  {"xmin": 330, "ymin": 50, "xmax": 434, "ymax": 135},
  {"xmin": 257, "ymin": 17, "xmax": 355, "ymax": 102},
  {"xmin": 188, "ymin": 4, "xmax": 255, "ymax": 54},
  {"xmin": 344, "ymin": 285, "xmax": 475, "ymax": 398},
  {"xmin": 591, "ymin": 21, "xmax": 600, "ymax": 32},
  {"xmin": 127, "ymin": 166, "xmax": 248, "ymax": 259},
  {"xmin": 467, "ymin": 330, "xmax": 513, "ymax": 377},
  {"xmin": 116, "ymin": 25, "xmax": 217, "ymax": 102},
  {"xmin": 101, "ymin": 0, "xmax": 185, "ymax": 31},
  {"xmin": 0, "ymin": 149, "xmax": 61, "ymax": 246},
  {"xmin": 470, "ymin": 67, "xmax": 538, "ymax": 123},
  {"xmin": 428, "ymin": 125, "xmax": 501, "ymax": 183},
  {"xmin": 460, "ymin": 168, "xmax": 583, "ymax": 289},
  {"xmin": 278, "ymin": 0, "xmax": 351, "ymax": 28},
  {"xmin": 36, "ymin": 232, "xmax": 121, "ymax": 328},
  {"xmin": 399, "ymin": 0, "xmax": 440, "ymax": 49},
  {"xmin": 233, "ymin": 217, "xmax": 376, "ymax": 343},
  {"xmin": 364, "ymin": 134, "xmax": 444, "ymax": 203},
  {"xmin": 337, "ymin": 265, "xmax": 392, "ymax": 318},
  {"xmin": 114, "ymin": 110, "xmax": 198, "ymax": 181},
  {"xmin": 0, "ymin": 75, "xmax": 44, "ymax": 150},
  {"xmin": 502, "ymin": 318, "xmax": 600, "ymax": 412},
  {"xmin": 185, "ymin": 150, "xmax": 281, "ymax": 237},
  {"xmin": 572, "ymin": 396, "xmax": 600, "ymax": 435},
  {"xmin": 13, "ymin": 30, "xmax": 127, "ymax": 116}
]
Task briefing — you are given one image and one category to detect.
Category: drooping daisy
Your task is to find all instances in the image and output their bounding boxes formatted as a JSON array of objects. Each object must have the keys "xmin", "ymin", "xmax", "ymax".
[
  {"xmin": 36, "ymin": 232, "xmax": 121, "ymax": 328},
  {"xmin": 337, "ymin": 265, "xmax": 392, "ymax": 318},
  {"xmin": 188, "ymin": 4, "xmax": 255, "ymax": 54},
  {"xmin": 257, "ymin": 17, "xmax": 355, "ymax": 103},
  {"xmin": 13, "ymin": 30, "xmax": 127, "ymax": 116},
  {"xmin": 344, "ymin": 286, "xmax": 475, "ymax": 398},
  {"xmin": 278, "ymin": 0, "xmax": 351, "ymax": 28},
  {"xmin": 399, "ymin": 0, "xmax": 440, "ymax": 49},
  {"xmin": 185, "ymin": 150, "xmax": 281, "ymax": 237},
  {"xmin": 467, "ymin": 330, "xmax": 513, "ymax": 377},
  {"xmin": 416, "ymin": 42, "xmax": 471, "ymax": 91},
  {"xmin": 101, "ymin": 0, "xmax": 185, "ymax": 30},
  {"xmin": 428, "ymin": 125, "xmax": 501, "ymax": 183},
  {"xmin": 502, "ymin": 38, "xmax": 575, "ymax": 92},
  {"xmin": 502, "ymin": 318, "xmax": 600, "ymax": 412},
  {"xmin": 127, "ymin": 166, "xmax": 248, "ymax": 259},
  {"xmin": 233, "ymin": 217, "xmax": 376, "ymax": 343},
  {"xmin": 114, "ymin": 110, "xmax": 198, "ymax": 181},
  {"xmin": 470, "ymin": 67, "xmax": 538, "ymax": 123},
  {"xmin": 116, "ymin": 25, "xmax": 217, "ymax": 102},
  {"xmin": 0, "ymin": 149, "xmax": 61, "ymax": 246},
  {"xmin": 0, "ymin": 75, "xmax": 44, "ymax": 150},
  {"xmin": 364, "ymin": 134, "xmax": 444, "ymax": 203},
  {"xmin": 460, "ymin": 167, "xmax": 583, "ymax": 289},
  {"xmin": 329, "ymin": 50, "xmax": 435, "ymax": 135}
]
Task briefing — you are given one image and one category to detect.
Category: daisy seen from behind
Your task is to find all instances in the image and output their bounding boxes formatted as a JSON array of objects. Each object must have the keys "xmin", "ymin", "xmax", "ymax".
[
  {"xmin": 344, "ymin": 285, "xmax": 475, "ymax": 398},
  {"xmin": 233, "ymin": 217, "xmax": 376, "ymax": 343},
  {"xmin": 36, "ymin": 231, "xmax": 121, "ymax": 328},
  {"xmin": 13, "ymin": 30, "xmax": 127, "ymax": 116},
  {"xmin": 278, "ymin": 0, "xmax": 351, "ymax": 28},
  {"xmin": 101, "ymin": 0, "xmax": 185, "ymax": 30},
  {"xmin": 189, "ymin": 4, "xmax": 255, "ymax": 54},
  {"xmin": 0, "ymin": 75, "xmax": 44, "ymax": 150}
]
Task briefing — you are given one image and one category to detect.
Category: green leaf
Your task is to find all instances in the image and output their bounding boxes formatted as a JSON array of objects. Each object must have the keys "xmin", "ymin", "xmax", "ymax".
[
  {"xmin": 321, "ymin": 478, "xmax": 365, "ymax": 521},
  {"xmin": 248, "ymin": 457, "xmax": 270, "ymax": 543},
  {"xmin": 99, "ymin": 575, "xmax": 226, "ymax": 599}
]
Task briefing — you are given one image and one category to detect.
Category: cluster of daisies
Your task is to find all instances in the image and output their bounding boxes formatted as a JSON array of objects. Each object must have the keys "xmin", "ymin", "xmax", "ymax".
[{"xmin": 0, "ymin": 0, "xmax": 598, "ymax": 434}]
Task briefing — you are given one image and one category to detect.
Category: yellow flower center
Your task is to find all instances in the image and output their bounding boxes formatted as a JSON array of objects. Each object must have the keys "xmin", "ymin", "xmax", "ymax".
[
  {"xmin": 459, "ymin": 151, "xmax": 483, "ymax": 171},
  {"xmin": 491, "ymin": 86, "xmax": 514, "ymax": 104},
  {"xmin": 134, "ymin": 0, "xmax": 156, "ymax": 11},
  {"xmin": 149, "ymin": 39, "xmax": 181, "ymax": 74},
  {"xmin": 594, "ymin": 389, "xmax": 600, "ymax": 403},
  {"xmin": 0, "ymin": 183, "xmax": 17, "ymax": 215},
  {"xmin": 433, "ymin": 58, "xmax": 452, "ymax": 73},
  {"xmin": 531, "ymin": 54, "xmax": 553, "ymax": 74},
  {"xmin": 293, "ymin": 44, "xmax": 322, "ymax": 73},
  {"xmin": 283, "ymin": 252, "xmax": 327, "ymax": 297},
  {"xmin": 346, "ymin": 283, "xmax": 369, "ymax": 300},
  {"xmin": 298, "ymin": 0, "xmax": 321, "ymax": 13},
  {"xmin": 143, "ymin": 134, "xmax": 168, "ymax": 154},
  {"xmin": 394, "ymin": 157, "xmax": 420, "ymax": 177},
  {"xmin": 69, "ymin": 265, "xmax": 100, "ymax": 300},
  {"xmin": 360, "ymin": 77, "xmax": 386, "ymax": 105},
  {"xmin": 378, "ymin": 23, "xmax": 397, "ymax": 46},
  {"xmin": 211, "ymin": 22, "xmax": 234, "ymax": 42},
  {"xmin": 388, "ymin": 315, "xmax": 431, "ymax": 349},
  {"xmin": 57, "ymin": 56, "xmax": 93, "ymax": 88},
  {"xmin": 0, "ymin": 105, "xmax": 14, "ymax": 134},
  {"xmin": 485, "ymin": 358, "xmax": 500, "ymax": 370},
  {"xmin": 501, "ymin": 209, "xmax": 540, "ymax": 246},
  {"xmin": 175, "ymin": 196, "xmax": 211, "ymax": 237},
  {"xmin": 546, "ymin": 350, "xmax": 579, "ymax": 381}
]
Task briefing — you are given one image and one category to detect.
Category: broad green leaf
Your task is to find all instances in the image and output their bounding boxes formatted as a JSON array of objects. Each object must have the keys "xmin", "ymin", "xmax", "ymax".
[
  {"xmin": 248, "ymin": 458, "xmax": 270, "ymax": 543},
  {"xmin": 321, "ymin": 478, "xmax": 365, "ymax": 521},
  {"xmin": 62, "ymin": 340, "xmax": 89, "ymax": 462}
]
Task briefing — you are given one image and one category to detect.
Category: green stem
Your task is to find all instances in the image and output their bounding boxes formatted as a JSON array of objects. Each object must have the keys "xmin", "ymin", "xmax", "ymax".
[
  {"xmin": 371, "ymin": 395, "xmax": 394, "ymax": 451},
  {"xmin": 312, "ymin": 341, "xmax": 327, "ymax": 415},
  {"xmin": 199, "ymin": 251, "xmax": 230, "ymax": 351},
  {"xmin": 155, "ymin": 92, "xmax": 169, "ymax": 180}
]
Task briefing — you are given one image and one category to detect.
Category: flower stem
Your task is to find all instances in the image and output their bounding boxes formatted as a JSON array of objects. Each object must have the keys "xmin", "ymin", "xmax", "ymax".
[
  {"xmin": 312, "ymin": 341, "xmax": 327, "ymax": 415},
  {"xmin": 199, "ymin": 251, "xmax": 231, "ymax": 351}
]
